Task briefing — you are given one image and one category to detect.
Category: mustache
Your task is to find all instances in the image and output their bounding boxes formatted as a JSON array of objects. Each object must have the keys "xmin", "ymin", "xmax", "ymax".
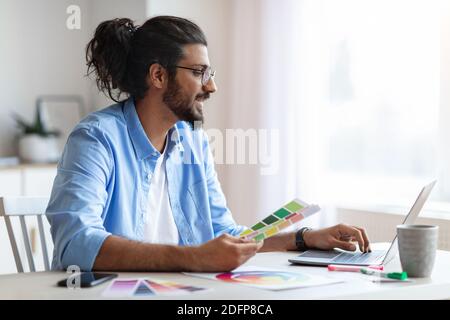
[{"xmin": 196, "ymin": 92, "xmax": 210, "ymax": 100}]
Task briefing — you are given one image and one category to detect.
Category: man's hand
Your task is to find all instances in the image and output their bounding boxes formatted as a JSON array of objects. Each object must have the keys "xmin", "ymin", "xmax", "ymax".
[
  {"xmin": 190, "ymin": 234, "xmax": 263, "ymax": 272},
  {"xmin": 303, "ymin": 224, "xmax": 371, "ymax": 253},
  {"xmin": 93, "ymin": 234, "xmax": 262, "ymax": 272}
]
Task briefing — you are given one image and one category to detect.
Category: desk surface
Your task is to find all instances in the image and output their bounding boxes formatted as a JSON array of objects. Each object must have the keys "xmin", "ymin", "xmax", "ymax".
[{"xmin": 1, "ymin": 243, "xmax": 449, "ymax": 300}]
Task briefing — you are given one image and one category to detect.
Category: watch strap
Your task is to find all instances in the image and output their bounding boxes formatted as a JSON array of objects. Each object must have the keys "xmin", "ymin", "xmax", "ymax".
[{"xmin": 295, "ymin": 227, "xmax": 312, "ymax": 251}]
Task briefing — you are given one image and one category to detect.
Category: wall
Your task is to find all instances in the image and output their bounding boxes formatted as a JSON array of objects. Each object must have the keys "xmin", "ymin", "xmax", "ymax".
[
  {"xmin": 0, "ymin": 0, "xmax": 91, "ymax": 157},
  {"xmin": 0, "ymin": 0, "xmax": 147, "ymax": 158}
]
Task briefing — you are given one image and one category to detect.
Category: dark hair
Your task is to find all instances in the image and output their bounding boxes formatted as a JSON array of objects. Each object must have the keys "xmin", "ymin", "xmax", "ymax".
[{"xmin": 86, "ymin": 16, "xmax": 207, "ymax": 102}]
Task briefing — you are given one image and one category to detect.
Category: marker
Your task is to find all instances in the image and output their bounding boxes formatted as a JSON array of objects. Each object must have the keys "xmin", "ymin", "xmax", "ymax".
[
  {"xmin": 360, "ymin": 268, "xmax": 408, "ymax": 280},
  {"xmin": 327, "ymin": 264, "xmax": 384, "ymax": 272}
]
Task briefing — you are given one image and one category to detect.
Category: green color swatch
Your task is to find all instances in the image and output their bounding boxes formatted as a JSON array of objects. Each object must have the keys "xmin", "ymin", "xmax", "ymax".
[
  {"xmin": 274, "ymin": 208, "xmax": 291, "ymax": 219},
  {"xmin": 285, "ymin": 201, "xmax": 304, "ymax": 212},
  {"xmin": 251, "ymin": 222, "xmax": 266, "ymax": 231},
  {"xmin": 254, "ymin": 233, "xmax": 266, "ymax": 242},
  {"xmin": 262, "ymin": 215, "xmax": 279, "ymax": 225}
]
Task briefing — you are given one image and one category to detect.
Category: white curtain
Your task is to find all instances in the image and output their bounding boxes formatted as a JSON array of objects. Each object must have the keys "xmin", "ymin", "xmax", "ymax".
[{"xmin": 225, "ymin": 0, "xmax": 326, "ymax": 228}]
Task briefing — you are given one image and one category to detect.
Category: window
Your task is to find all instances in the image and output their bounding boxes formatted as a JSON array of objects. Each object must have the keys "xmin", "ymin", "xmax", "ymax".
[{"xmin": 297, "ymin": 0, "xmax": 446, "ymax": 209}]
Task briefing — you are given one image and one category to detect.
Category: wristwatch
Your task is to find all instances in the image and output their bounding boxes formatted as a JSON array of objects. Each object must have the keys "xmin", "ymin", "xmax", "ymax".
[{"xmin": 295, "ymin": 227, "xmax": 312, "ymax": 251}]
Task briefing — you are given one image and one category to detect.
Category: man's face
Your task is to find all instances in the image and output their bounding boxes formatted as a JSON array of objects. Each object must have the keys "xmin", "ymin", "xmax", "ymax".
[{"xmin": 163, "ymin": 44, "xmax": 217, "ymax": 128}]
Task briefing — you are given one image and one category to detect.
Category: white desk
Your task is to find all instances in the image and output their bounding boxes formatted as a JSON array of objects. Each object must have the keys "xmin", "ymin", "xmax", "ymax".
[{"xmin": 0, "ymin": 243, "xmax": 449, "ymax": 300}]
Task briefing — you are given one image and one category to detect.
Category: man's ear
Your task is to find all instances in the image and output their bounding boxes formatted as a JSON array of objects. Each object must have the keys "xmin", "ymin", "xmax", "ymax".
[{"xmin": 147, "ymin": 64, "xmax": 167, "ymax": 89}]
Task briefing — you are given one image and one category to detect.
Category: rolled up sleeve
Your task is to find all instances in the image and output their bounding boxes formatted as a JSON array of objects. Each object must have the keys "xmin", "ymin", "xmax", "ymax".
[{"xmin": 46, "ymin": 124, "xmax": 112, "ymax": 271}]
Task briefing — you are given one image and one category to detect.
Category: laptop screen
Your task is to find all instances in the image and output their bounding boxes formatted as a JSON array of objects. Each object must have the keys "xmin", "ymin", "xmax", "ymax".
[{"xmin": 382, "ymin": 180, "xmax": 436, "ymax": 264}]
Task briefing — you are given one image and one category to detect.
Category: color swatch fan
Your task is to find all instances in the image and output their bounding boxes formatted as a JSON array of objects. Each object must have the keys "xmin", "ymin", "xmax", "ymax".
[{"xmin": 240, "ymin": 198, "xmax": 320, "ymax": 242}]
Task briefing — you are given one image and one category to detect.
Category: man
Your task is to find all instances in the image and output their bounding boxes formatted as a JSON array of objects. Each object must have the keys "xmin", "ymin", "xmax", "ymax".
[{"xmin": 46, "ymin": 16, "xmax": 370, "ymax": 272}]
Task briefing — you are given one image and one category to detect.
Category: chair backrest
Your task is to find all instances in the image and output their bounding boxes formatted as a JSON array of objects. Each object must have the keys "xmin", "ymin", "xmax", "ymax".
[{"xmin": 0, "ymin": 196, "xmax": 50, "ymax": 273}]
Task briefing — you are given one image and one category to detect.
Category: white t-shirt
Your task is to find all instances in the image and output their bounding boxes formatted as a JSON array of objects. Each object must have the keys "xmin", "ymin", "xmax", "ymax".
[{"xmin": 143, "ymin": 142, "xmax": 179, "ymax": 245}]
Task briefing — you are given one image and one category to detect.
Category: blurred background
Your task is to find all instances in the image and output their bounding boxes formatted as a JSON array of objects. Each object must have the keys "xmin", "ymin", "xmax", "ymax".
[{"xmin": 1, "ymin": 0, "xmax": 450, "ymax": 273}]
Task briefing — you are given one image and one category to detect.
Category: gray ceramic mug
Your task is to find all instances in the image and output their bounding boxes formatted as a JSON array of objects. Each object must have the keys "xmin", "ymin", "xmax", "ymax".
[{"xmin": 397, "ymin": 224, "xmax": 439, "ymax": 277}]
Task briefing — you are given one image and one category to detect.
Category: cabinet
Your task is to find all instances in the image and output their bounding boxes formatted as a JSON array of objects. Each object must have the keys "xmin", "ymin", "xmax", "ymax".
[{"xmin": 0, "ymin": 164, "xmax": 57, "ymax": 274}]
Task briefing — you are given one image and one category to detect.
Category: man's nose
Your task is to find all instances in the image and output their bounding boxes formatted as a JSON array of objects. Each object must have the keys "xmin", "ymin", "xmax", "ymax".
[{"xmin": 203, "ymin": 77, "xmax": 217, "ymax": 93}]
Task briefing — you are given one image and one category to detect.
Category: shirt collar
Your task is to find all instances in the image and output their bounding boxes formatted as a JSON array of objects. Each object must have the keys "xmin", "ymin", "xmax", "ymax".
[{"xmin": 123, "ymin": 97, "xmax": 183, "ymax": 161}]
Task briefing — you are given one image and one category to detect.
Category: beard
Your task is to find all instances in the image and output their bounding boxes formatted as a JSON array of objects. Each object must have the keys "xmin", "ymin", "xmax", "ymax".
[{"xmin": 162, "ymin": 78, "xmax": 209, "ymax": 130}]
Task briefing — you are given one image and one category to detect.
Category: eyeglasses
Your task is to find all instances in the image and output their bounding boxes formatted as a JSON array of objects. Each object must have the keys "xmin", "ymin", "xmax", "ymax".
[{"xmin": 174, "ymin": 65, "xmax": 216, "ymax": 86}]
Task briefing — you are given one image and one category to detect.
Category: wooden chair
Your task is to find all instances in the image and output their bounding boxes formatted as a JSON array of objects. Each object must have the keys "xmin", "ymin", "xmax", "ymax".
[{"xmin": 0, "ymin": 197, "xmax": 51, "ymax": 272}]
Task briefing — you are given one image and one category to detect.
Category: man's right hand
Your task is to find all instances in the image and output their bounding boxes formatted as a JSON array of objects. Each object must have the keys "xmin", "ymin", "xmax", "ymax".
[
  {"xmin": 93, "ymin": 234, "xmax": 262, "ymax": 272},
  {"xmin": 189, "ymin": 234, "xmax": 263, "ymax": 272}
]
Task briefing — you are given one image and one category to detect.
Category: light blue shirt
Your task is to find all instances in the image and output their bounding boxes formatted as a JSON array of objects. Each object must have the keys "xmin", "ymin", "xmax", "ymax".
[{"xmin": 46, "ymin": 97, "xmax": 245, "ymax": 271}]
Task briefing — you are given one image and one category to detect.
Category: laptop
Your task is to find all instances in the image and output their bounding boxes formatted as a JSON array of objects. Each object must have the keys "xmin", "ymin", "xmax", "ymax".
[{"xmin": 288, "ymin": 180, "xmax": 436, "ymax": 267}]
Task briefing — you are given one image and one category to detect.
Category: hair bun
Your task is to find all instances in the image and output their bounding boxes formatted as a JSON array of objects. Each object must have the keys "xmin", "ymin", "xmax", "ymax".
[
  {"xmin": 111, "ymin": 18, "xmax": 138, "ymax": 38},
  {"xmin": 124, "ymin": 20, "xmax": 137, "ymax": 35}
]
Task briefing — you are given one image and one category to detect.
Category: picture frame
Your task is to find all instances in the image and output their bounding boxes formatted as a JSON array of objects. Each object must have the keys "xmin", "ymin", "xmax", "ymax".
[{"xmin": 36, "ymin": 95, "xmax": 86, "ymax": 153}]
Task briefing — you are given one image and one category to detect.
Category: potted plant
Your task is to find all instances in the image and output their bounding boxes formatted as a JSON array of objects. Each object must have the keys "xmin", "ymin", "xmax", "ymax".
[{"xmin": 13, "ymin": 105, "xmax": 61, "ymax": 163}]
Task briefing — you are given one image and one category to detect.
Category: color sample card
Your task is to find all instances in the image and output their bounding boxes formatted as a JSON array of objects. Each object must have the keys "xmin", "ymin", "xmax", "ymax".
[
  {"xmin": 133, "ymin": 281, "xmax": 156, "ymax": 297},
  {"xmin": 102, "ymin": 279, "xmax": 140, "ymax": 297},
  {"xmin": 186, "ymin": 266, "xmax": 342, "ymax": 291},
  {"xmin": 102, "ymin": 278, "xmax": 210, "ymax": 297},
  {"xmin": 239, "ymin": 198, "xmax": 320, "ymax": 242}
]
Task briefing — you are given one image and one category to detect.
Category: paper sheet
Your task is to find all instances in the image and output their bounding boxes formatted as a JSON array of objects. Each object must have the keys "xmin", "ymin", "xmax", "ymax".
[{"xmin": 186, "ymin": 266, "xmax": 342, "ymax": 291}]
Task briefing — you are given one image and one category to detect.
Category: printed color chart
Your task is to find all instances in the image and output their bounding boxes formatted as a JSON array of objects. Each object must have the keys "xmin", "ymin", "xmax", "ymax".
[
  {"xmin": 187, "ymin": 266, "xmax": 342, "ymax": 291},
  {"xmin": 239, "ymin": 198, "xmax": 320, "ymax": 242},
  {"xmin": 102, "ymin": 278, "xmax": 209, "ymax": 297}
]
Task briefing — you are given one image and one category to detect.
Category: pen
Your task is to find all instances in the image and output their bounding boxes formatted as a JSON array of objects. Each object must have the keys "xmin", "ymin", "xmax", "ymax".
[
  {"xmin": 360, "ymin": 268, "xmax": 408, "ymax": 280},
  {"xmin": 327, "ymin": 264, "xmax": 384, "ymax": 272}
]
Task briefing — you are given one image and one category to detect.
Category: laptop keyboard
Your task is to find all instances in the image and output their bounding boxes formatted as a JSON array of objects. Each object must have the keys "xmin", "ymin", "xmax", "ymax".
[{"xmin": 333, "ymin": 250, "xmax": 385, "ymax": 264}]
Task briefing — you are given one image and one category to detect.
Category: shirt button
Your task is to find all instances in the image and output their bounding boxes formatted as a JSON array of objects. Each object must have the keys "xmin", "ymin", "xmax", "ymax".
[
  {"xmin": 152, "ymin": 152, "xmax": 158, "ymax": 157},
  {"xmin": 147, "ymin": 173, "xmax": 152, "ymax": 180}
]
